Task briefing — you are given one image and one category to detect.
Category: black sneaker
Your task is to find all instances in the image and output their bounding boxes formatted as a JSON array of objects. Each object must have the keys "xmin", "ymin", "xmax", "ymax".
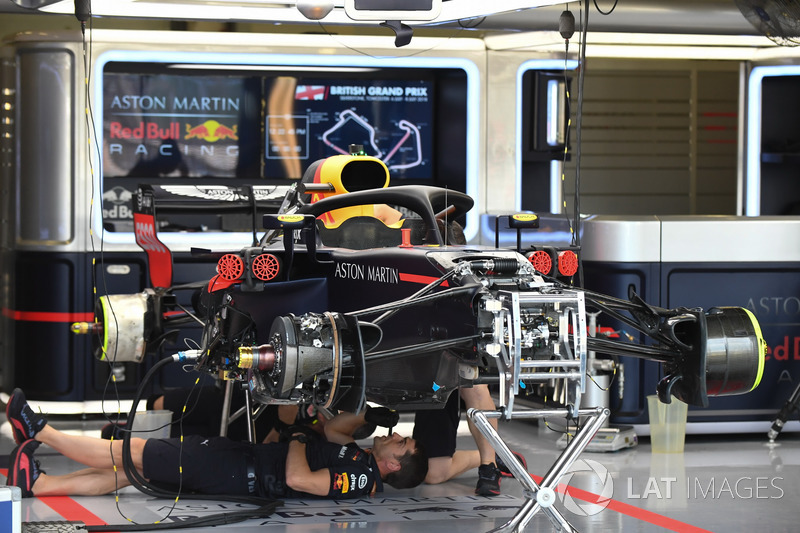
[
  {"xmin": 496, "ymin": 450, "xmax": 528, "ymax": 478},
  {"xmin": 475, "ymin": 463, "xmax": 501, "ymax": 496},
  {"xmin": 7, "ymin": 439, "xmax": 43, "ymax": 498},
  {"xmin": 6, "ymin": 388, "xmax": 47, "ymax": 445}
]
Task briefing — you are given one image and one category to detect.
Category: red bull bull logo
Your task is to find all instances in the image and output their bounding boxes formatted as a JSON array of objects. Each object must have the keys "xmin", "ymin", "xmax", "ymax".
[
  {"xmin": 333, "ymin": 472, "xmax": 349, "ymax": 493},
  {"xmin": 184, "ymin": 120, "xmax": 239, "ymax": 142}
]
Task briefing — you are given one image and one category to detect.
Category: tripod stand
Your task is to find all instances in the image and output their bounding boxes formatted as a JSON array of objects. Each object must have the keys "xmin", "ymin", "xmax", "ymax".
[{"xmin": 768, "ymin": 381, "xmax": 800, "ymax": 442}]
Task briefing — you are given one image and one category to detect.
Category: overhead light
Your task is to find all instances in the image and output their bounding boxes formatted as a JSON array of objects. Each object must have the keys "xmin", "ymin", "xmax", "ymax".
[
  {"xmin": 168, "ymin": 64, "xmax": 378, "ymax": 72},
  {"xmin": 343, "ymin": 0, "xmax": 441, "ymax": 22},
  {"xmin": 296, "ymin": 0, "xmax": 334, "ymax": 20}
]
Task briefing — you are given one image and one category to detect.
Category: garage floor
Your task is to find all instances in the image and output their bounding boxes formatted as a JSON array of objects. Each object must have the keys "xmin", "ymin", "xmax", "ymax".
[{"xmin": 2, "ymin": 400, "xmax": 799, "ymax": 533}]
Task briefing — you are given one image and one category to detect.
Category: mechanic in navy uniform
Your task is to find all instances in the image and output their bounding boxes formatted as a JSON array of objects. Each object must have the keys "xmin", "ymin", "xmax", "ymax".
[{"xmin": 5, "ymin": 389, "xmax": 428, "ymax": 500}]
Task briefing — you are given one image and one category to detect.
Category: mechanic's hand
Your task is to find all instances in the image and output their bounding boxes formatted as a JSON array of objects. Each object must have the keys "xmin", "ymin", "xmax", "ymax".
[{"xmin": 364, "ymin": 406, "xmax": 399, "ymax": 428}]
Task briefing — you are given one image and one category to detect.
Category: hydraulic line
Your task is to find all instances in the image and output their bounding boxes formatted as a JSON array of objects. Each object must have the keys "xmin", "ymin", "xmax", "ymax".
[{"xmin": 346, "ymin": 284, "xmax": 478, "ymax": 319}]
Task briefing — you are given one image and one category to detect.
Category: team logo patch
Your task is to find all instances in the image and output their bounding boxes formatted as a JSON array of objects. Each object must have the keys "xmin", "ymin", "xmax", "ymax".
[
  {"xmin": 334, "ymin": 472, "xmax": 349, "ymax": 493},
  {"xmin": 278, "ymin": 214, "xmax": 305, "ymax": 223}
]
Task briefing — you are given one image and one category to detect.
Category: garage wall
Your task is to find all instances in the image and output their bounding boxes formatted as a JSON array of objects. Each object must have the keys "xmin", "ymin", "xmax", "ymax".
[{"xmin": 561, "ymin": 59, "xmax": 740, "ymax": 216}]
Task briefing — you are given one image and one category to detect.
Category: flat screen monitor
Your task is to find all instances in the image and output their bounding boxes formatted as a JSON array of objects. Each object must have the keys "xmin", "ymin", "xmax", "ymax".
[
  {"xmin": 264, "ymin": 76, "xmax": 434, "ymax": 181},
  {"xmin": 103, "ymin": 68, "xmax": 262, "ymax": 180},
  {"xmin": 99, "ymin": 59, "xmax": 469, "ymax": 237}
]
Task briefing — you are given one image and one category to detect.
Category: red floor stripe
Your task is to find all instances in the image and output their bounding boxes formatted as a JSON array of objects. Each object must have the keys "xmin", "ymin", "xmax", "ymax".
[
  {"xmin": 1, "ymin": 467, "xmax": 709, "ymax": 531},
  {"xmin": 37, "ymin": 496, "xmax": 110, "ymax": 527},
  {"xmin": 531, "ymin": 474, "xmax": 713, "ymax": 533},
  {"xmin": 0, "ymin": 468, "xmax": 110, "ymax": 528}
]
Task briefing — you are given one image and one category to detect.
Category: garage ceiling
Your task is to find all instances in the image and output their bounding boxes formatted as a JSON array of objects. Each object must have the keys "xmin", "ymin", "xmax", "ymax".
[{"xmin": 2, "ymin": 0, "xmax": 763, "ymax": 37}]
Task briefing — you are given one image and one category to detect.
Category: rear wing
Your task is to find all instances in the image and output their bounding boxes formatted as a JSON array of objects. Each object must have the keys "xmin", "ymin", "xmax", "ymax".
[{"xmin": 131, "ymin": 184, "xmax": 290, "ymax": 288}]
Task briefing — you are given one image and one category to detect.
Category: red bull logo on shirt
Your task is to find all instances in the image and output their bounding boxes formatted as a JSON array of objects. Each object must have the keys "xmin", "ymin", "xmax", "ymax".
[{"xmin": 333, "ymin": 472, "xmax": 350, "ymax": 494}]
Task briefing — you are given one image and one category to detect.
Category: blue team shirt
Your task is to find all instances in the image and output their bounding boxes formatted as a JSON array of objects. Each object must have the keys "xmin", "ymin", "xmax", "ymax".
[{"xmin": 253, "ymin": 440, "xmax": 383, "ymax": 499}]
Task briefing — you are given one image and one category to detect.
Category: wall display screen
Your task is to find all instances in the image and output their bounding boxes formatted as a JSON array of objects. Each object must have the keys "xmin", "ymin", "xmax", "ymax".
[
  {"xmin": 102, "ymin": 69, "xmax": 263, "ymax": 179},
  {"xmin": 99, "ymin": 60, "xmax": 468, "ymax": 235},
  {"xmin": 264, "ymin": 76, "xmax": 434, "ymax": 181}
]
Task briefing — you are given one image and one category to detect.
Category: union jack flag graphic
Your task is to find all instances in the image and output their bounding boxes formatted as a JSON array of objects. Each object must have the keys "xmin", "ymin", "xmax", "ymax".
[{"xmin": 295, "ymin": 85, "xmax": 327, "ymax": 100}]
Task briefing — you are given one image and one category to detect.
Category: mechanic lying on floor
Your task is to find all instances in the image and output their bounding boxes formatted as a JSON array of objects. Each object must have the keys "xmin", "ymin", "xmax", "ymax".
[{"xmin": 5, "ymin": 389, "xmax": 428, "ymax": 500}]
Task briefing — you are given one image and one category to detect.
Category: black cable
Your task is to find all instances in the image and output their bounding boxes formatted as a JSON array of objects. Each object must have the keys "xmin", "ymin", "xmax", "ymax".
[
  {"xmin": 573, "ymin": 0, "xmax": 589, "ymax": 250},
  {"xmin": 119, "ymin": 355, "xmax": 277, "ymax": 507},
  {"xmin": 372, "ymin": 269, "xmax": 457, "ymax": 325},
  {"xmin": 593, "ymin": 0, "xmax": 619, "ymax": 16},
  {"xmin": 346, "ymin": 284, "xmax": 478, "ymax": 319},
  {"xmin": 458, "ymin": 16, "xmax": 486, "ymax": 29},
  {"xmin": 558, "ymin": 8, "xmax": 583, "ymax": 288},
  {"xmin": 120, "ymin": 357, "xmax": 179, "ymax": 498},
  {"xmin": 365, "ymin": 335, "xmax": 480, "ymax": 363},
  {"xmin": 581, "ymin": 298, "xmax": 674, "ymax": 346},
  {"xmin": 584, "ymin": 335, "xmax": 678, "ymax": 363},
  {"xmin": 83, "ymin": 501, "xmax": 282, "ymax": 532}
]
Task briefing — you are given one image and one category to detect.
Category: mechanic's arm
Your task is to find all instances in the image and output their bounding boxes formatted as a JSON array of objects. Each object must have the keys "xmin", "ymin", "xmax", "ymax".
[
  {"xmin": 284, "ymin": 436, "xmax": 330, "ymax": 496},
  {"xmin": 325, "ymin": 406, "xmax": 399, "ymax": 445},
  {"xmin": 324, "ymin": 410, "xmax": 365, "ymax": 445},
  {"xmin": 263, "ymin": 405, "xmax": 300, "ymax": 443}
]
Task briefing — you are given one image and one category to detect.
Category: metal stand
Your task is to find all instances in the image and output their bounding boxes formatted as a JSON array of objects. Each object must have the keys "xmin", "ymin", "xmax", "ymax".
[
  {"xmin": 219, "ymin": 380, "xmax": 263, "ymax": 443},
  {"xmin": 468, "ymin": 406, "xmax": 610, "ymax": 533}
]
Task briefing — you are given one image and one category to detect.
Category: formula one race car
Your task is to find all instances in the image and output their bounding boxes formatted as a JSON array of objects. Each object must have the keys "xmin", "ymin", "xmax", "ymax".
[{"xmin": 77, "ymin": 153, "xmax": 766, "ymax": 531}]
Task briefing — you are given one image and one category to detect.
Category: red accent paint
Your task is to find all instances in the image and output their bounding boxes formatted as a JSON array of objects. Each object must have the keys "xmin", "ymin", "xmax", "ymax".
[
  {"xmin": 700, "ymin": 112, "xmax": 737, "ymax": 117},
  {"xmin": 399, "ymin": 273, "xmax": 450, "ymax": 287},
  {"xmin": 11, "ymin": 419, "xmax": 25, "ymax": 441},
  {"xmin": 566, "ymin": 324, "xmax": 619, "ymax": 338},
  {"xmin": 0, "ymin": 471, "xmax": 111, "ymax": 527},
  {"xmin": 133, "ymin": 212, "xmax": 173, "ymax": 288},
  {"xmin": 528, "ymin": 250, "xmax": 553, "ymax": 275},
  {"xmin": 207, "ymin": 274, "xmax": 237, "ymax": 292},
  {"xmin": 2, "ymin": 308, "xmax": 94, "ymax": 323},
  {"xmin": 531, "ymin": 474, "xmax": 714, "ymax": 533},
  {"xmin": 38, "ymin": 496, "xmax": 110, "ymax": 527},
  {"xmin": 557, "ymin": 250, "xmax": 579, "ymax": 277},
  {"xmin": 17, "ymin": 452, "xmax": 31, "ymax": 492}
]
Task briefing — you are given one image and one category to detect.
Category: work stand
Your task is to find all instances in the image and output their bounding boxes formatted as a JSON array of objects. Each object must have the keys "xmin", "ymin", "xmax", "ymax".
[
  {"xmin": 468, "ymin": 406, "xmax": 610, "ymax": 533},
  {"xmin": 219, "ymin": 379, "xmax": 263, "ymax": 442}
]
